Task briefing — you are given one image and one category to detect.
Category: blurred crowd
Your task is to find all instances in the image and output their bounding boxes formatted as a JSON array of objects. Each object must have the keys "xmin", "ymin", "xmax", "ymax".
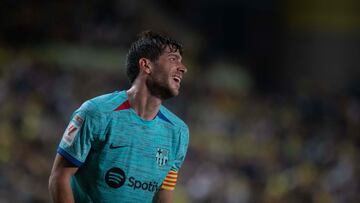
[
  {"xmin": 1, "ymin": 1, "xmax": 360, "ymax": 203},
  {"xmin": 1, "ymin": 51, "xmax": 359, "ymax": 203}
]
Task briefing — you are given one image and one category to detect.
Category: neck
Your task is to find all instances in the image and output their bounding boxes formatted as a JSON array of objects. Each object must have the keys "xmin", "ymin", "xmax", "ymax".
[{"xmin": 126, "ymin": 81, "xmax": 162, "ymax": 121}]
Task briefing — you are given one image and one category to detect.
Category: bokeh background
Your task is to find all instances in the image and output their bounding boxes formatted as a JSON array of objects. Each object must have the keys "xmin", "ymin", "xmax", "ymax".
[{"xmin": 1, "ymin": 0, "xmax": 360, "ymax": 202}]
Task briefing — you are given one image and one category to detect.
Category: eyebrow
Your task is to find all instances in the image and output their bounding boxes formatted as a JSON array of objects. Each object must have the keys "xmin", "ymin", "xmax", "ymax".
[{"xmin": 167, "ymin": 53, "xmax": 182, "ymax": 60}]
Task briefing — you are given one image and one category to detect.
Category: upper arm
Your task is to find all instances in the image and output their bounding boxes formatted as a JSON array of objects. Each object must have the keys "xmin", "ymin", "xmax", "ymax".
[
  {"xmin": 50, "ymin": 101, "xmax": 99, "ymax": 184},
  {"xmin": 172, "ymin": 126, "xmax": 189, "ymax": 171},
  {"xmin": 57, "ymin": 100, "xmax": 102, "ymax": 167},
  {"xmin": 154, "ymin": 126, "xmax": 189, "ymax": 202},
  {"xmin": 48, "ymin": 154, "xmax": 78, "ymax": 203},
  {"xmin": 49, "ymin": 154, "xmax": 79, "ymax": 181}
]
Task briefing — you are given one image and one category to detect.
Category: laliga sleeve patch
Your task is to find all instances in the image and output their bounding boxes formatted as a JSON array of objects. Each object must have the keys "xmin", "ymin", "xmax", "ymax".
[{"xmin": 62, "ymin": 114, "xmax": 83, "ymax": 146}]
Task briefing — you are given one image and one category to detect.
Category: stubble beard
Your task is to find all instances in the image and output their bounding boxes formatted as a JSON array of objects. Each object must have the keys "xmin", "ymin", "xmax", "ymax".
[{"xmin": 146, "ymin": 74, "xmax": 178, "ymax": 100}]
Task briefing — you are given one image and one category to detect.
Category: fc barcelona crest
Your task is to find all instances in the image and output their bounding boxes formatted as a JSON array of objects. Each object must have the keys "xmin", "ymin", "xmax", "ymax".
[{"xmin": 156, "ymin": 148, "xmax": 169, "ymax": 167}]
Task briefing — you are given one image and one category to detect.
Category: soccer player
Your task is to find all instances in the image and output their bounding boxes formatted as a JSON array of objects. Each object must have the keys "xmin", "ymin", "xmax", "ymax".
[{"xmin": 48, "ymin": 31, "xmax": 189, "ymax": 203}]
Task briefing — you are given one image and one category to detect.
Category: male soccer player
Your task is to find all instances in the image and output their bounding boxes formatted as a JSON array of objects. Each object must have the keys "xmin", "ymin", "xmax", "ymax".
[{"xmin": 48, "ymin": 31, "xmax": 189, "ymax": 203}]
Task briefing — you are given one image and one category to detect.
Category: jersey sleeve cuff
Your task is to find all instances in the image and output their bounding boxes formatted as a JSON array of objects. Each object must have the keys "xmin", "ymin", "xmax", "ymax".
[{"xmin": 57, "ymin": 147, "xmax": 83, "ymax": 167}]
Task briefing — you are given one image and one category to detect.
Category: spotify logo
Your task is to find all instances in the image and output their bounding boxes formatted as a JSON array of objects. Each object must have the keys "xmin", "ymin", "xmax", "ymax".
[{"xmin": 105, "ymin": 167, "xmax": 126, "ymax": 188}]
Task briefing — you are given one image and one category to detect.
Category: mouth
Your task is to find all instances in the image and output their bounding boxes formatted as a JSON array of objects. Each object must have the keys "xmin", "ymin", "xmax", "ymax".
[{"xmin": 172, "ymin": 75, "xmax": 182, "ymax": 84}]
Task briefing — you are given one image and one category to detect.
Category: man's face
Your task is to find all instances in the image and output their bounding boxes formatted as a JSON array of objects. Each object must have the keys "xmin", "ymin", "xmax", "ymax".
[{"xmin": 146, "ymin": 46, "xmax": 187, "ymax": 100}]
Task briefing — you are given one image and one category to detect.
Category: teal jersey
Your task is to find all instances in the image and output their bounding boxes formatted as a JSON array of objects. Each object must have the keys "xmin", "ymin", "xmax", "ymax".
[{"xmin": 57, "ymin": 90, "xmax": 189, "ymax": 202}]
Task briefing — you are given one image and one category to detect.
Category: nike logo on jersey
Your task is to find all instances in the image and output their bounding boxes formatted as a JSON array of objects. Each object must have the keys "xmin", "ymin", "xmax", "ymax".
[{"xmin": 109, "ymin": 143, "xmax": 127, "ymax": 149}]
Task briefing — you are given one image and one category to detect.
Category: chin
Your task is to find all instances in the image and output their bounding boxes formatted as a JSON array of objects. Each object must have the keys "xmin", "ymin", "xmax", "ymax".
[
  {"xmin": 162, "ymin": 87, "xmax": 180, "ymax": 100},
  {"xmin": 169, "ymin": 85, "xmax": 180, "ymax": 96},
  {"xmin": 171, "ymin": 90, "xmax": 179, "ymax": 97},
  {"xmin": 162, "ymin": 88, "xmax": 178, "ymax": 99},
  {"xmin": 146, "ymin": 79, "xmax": 180, "ymax": 100}
]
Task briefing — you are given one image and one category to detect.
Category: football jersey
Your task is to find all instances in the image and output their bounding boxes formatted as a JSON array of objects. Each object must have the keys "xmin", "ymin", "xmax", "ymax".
[{"xmin": 57, "ymin": 90, "xmax": 189, "ymax": 202}]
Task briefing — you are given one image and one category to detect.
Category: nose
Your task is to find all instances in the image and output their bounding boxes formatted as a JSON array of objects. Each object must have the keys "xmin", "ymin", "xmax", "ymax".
[{"xmin": 178, "ymin": 63, "xmax": 187, "ymax": 74}]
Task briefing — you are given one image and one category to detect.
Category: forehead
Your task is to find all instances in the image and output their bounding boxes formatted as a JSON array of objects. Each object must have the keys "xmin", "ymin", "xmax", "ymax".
[{"xmin": 161, "ymin": 46, "xmax": 182, "ymax": 57}]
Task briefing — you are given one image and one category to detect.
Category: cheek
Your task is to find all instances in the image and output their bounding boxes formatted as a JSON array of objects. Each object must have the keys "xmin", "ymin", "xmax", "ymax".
[
  {"xmin": 152, "ymin": 63, "xmax": 172, "ymax": 81},
  {"xmin": 152, "ymin": 70, "xmax": 169, "ymax": 84},
  {"xmin": 157, "ymin": 67, "xmax": 171, "ymax": 79}
]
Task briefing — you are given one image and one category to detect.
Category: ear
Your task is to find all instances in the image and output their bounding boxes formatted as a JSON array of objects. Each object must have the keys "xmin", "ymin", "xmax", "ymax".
[{"xmin": 139, "ymin": 58, "xmax": 152, "ymax": 74}]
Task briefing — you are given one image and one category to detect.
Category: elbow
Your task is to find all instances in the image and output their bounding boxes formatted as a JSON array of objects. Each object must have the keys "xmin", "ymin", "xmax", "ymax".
[
  {"xmin": 48, "ymin": 169, "xmax": 63, "ymax": 194},
  {"xmin": 48, "ymin": 168, "xmax": 74, "ymax": 191},
  {"xmin": 48, "ymin": 170, "xmax": 68, "ymax": 201}
]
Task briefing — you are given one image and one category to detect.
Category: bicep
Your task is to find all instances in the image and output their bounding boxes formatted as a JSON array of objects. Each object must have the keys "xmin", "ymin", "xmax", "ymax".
[
  {"xmin": 49, "ymin": 154, "xmax": 78, "ymax": 203},
  {"xmin": 50, "ymin": 154, "xmax": 79, "ymax": 180}
]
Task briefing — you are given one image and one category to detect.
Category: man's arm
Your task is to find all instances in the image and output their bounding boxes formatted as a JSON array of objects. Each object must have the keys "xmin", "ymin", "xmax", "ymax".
[
  {"xmin": 153, "ymin": 189, "xmax": 173, "ymax": 203},
  {"xmin": 48, "ymin": 154, "xmax": 78, "ymax": 203}
]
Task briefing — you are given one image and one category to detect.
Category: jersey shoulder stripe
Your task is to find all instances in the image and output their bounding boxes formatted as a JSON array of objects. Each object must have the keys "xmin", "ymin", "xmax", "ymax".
[
  {"xmin": 87, "ymin": 91, "xmax": 128, "ymax": 114},
  {"xmin": 159, "ymin": 105, "xmax": 188, "ymax": 130}
]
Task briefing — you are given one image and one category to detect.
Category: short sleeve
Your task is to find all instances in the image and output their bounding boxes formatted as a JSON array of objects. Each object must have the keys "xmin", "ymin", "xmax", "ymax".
[
  {"xmin": 57, "ymin": 101, "xmax": 100, "ymax": 167},
  {"xmin": 161, "ymin": 126, "xmax": 189, "ymax": 191},
  {"xmin": 171, "ymin": 126, "xmax": 189, "ymax": 172}
]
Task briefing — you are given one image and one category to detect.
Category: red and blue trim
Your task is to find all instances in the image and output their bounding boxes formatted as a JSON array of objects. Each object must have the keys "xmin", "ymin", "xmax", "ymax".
[
  {"xmin": 114, "ymin": 100, "xmax": 173, "ymax": 125},
  {"xmin": 113, "ymin": 100, "xmax": 131, "ymax": 111},
  {"xmin": 157, "ymin": 111, "xmax": 173, "ymax": 125}
]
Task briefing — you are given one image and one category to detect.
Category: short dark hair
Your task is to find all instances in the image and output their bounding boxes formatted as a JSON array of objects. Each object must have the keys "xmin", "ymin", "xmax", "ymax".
[{"xmin": 125, "ymin": 30, "xmax": 183, "ymax": 83}]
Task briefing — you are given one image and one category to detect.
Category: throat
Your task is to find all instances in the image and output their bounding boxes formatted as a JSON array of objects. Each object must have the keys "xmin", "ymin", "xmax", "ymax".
[
  {"xmin": 134, "ymin": 107, "xmax": 159, "ymax": 120},
  {"xmin": 126, "ymin": 88, "xmax": 162, "ymax": 121}
]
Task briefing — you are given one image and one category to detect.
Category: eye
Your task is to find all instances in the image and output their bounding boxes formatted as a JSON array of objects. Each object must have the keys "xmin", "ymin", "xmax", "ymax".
[{"xmin": 169, "ymin": 57, "xmax": 176, "ymax": 61}]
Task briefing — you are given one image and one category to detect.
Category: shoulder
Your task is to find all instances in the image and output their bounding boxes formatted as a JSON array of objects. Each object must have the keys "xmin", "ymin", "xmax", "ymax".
[
  {"xmin": 159, "ymin": 105, "xmax": 188, "ymax": 132},
  {"xmin": 80, "ymin": 91, "xmax": 127, "ymax": 115},
  {"xmin": 83, "ymin": 91, "xmax": 126, "ymax": 113}
]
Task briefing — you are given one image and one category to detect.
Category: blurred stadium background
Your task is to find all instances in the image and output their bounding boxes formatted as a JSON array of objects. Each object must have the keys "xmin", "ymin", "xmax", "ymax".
[{"xmin": 1, "ymin": 0, "xmax": 360, "ymax": 202}]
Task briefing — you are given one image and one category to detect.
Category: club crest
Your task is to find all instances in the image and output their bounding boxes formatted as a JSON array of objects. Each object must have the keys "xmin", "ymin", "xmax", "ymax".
[{"xmin": 156, "ymin": 148, "xmax": 169, "ymax": 167}]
